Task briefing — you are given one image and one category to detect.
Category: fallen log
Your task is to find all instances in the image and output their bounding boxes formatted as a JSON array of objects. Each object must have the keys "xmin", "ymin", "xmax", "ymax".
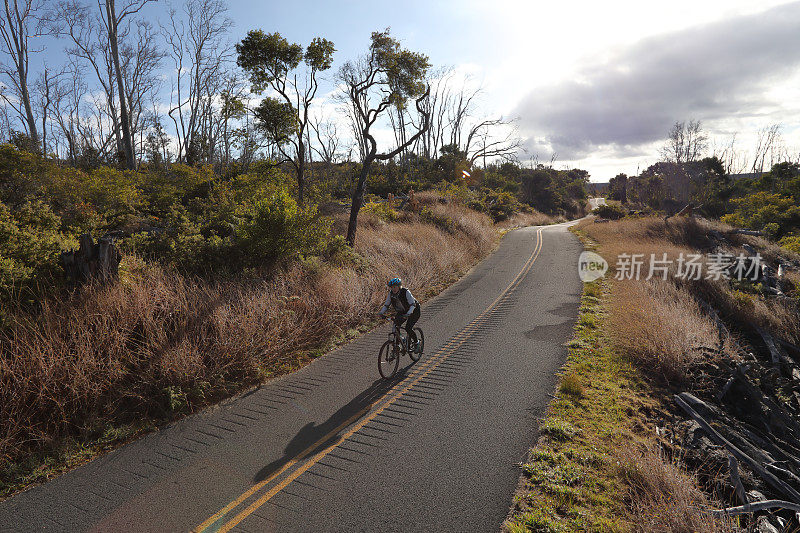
[
  {"xmin": 757, "ymin": 327, "xmax": 783, "ymax": 365},
  {"xmin": 675, "ymin": 392, "xmax": 800, "ymax": 503},
  {"xmin": 777, "ymin": 338, "xmax": 800, "ymax": 357},
  {"xmin": 766, "ymin": 463, "xmax": 800, "ymax": 488},
  {"xmin": 730, "ymin": 229, "xmax": 765, "ymax": 237},
  {"xmin": 711, "ymin": 499, "xmax": 800, "ymax": 517}
]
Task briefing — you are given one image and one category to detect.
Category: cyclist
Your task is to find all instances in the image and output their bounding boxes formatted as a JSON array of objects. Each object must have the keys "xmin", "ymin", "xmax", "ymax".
[{"xmin": 378, "ymin": 277, "xmax": 421, "ymax": 353}]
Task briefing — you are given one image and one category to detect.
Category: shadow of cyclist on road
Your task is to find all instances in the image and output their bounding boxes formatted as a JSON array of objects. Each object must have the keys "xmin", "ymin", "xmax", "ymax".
[{"xmin": 253, "ymin": 373, "xmax": 406, "ymax": 483}]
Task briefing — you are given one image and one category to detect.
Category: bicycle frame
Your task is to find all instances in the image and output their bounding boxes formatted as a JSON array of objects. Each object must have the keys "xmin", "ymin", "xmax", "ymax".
[{"xmin": 388, "ymin": 324, "xmax": 408, "ymax": 351}]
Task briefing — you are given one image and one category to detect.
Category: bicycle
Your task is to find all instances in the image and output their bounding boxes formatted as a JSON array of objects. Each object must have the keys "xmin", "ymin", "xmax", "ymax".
[{"xmin": 377, "ymin": 316, "xmax": 425, "ymax": 379}]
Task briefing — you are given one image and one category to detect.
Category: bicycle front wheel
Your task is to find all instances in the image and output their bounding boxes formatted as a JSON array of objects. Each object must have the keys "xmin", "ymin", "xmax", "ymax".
[
  {"xmin": 409, "ymin": 328, "xmax": 425, "ymax": 362},
  {"xmin": 378, "ymin": 340, "xmax": 400, "ymax": 379}
]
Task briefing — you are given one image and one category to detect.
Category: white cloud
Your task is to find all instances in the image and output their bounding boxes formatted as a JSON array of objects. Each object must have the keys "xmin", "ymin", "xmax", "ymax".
[{"xmin": 505, "ymin": 2, "xmax": 800, "ymax": 179}]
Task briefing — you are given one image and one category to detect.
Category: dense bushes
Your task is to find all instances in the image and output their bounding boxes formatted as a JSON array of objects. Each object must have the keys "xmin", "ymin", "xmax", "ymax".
[
  {"xmin": 0, "ymin": 141, "xmax": 570, "ymax": 298},
  {"xmin": 0, "ymin": 200, "xmax": 70, "ymax": 299},
  {"xmin": 592, "ymin": 203, "xmax": 627, "ymax": 220},
  {"xmin": 234, "ymin": 190, "xmax": 331, "ymax": 267},
  {"xmin": 127, "ymin": 186, "xmax": 331, "ymax": 273},
  {"xmin": 721, "ymin": 191, "xmax": 800, "ymax": 238}
]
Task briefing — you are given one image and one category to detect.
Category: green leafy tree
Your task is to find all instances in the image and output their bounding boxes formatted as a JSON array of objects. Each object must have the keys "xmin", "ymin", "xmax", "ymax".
[
  {"xmin": 337, "ymin": 29, "xmax": 430, "ymax": 245},
  {"xmin": 608, "ymin": 173, "xmax": 627, "ymax": 203},
  {"xmin": 236, "ymin": 31, "xmax": 335, "ymax": 204},
  {"xmin": 690, "ymin": 156, "xmax": 732, "ymax": 218}
]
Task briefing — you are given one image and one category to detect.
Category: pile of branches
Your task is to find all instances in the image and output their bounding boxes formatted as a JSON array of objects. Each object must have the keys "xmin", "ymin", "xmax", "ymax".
[{"xmin": 668, "ymin": 227, "xmax": 800, "ymax": 532}]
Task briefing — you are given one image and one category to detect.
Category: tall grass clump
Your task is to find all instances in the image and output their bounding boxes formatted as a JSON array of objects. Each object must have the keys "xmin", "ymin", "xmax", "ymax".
[
  {"xmin": 618, "ymin": 446, "xmax": 737, "ymax": 533},
  {"xmin": 609, "ymin": 279, "xmax": 736, "ymax": 385}
]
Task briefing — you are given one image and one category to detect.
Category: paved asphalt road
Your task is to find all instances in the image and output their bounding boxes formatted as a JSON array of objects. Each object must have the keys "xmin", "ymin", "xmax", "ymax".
[{"xmin": 1, "ymin": 221, "xmax": 584, "ymax": 533}]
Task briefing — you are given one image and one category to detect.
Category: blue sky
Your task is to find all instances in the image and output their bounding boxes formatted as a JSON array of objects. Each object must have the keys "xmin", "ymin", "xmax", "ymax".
[{"xmin": 19, "ymin": 0, "xmax": 800, "ymax": 180}]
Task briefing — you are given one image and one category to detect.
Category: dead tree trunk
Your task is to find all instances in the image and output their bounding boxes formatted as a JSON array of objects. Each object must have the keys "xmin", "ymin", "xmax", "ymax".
[{"xmin": 60, "ymin": 233, "xmax": 122, "ymax": 286}]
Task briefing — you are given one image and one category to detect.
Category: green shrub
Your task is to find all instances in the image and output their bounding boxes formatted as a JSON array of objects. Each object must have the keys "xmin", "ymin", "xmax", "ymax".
[
  {"xmin": 763, "ymin": 222, "xmax": 780, "ymax": 240},
  {"xmin": 779, "ymin": 234, "xmax": 800, "ymax": 254},
  {"xmin": 361, "ymin": 200, "xmax": 399, "ymax": 222},
  {"xmin": 0, "ymin": 200, "xmax": 69, "ymax": 298},
  {"xmin": 139, "ymin": 164, "xmax": 211, "ymax": 212},
  {"xmin": 123, "ymin": 203, "xmax": 229, "ymax": 272},
  {"xmin": 438, "ymin": 182, "xmax": 476, "ymax": 205},
  {"xmin": 323, "ymin": 234, "xmax": 366, "ymax": 268},
  {"xmin": 420, "ymin": 206, "xmax": 456, "ymax": 233},
  {"xmin": 592, "ymin": 204, "xmax": 626, "ymax": 220},
  {"xmin": 234, "ymin": 190, "xmax": 331, "ymax": 267},
  {"xmin": 480, "ymin": 188, "xmax": 521, "ymax": 222},
  {"xmin": 0, "ymin": 144, "xmax": 48, "ymax": 207},
  {"xmin": 721, "ymin": 191, "xmax": 800, "ymax": 238}
]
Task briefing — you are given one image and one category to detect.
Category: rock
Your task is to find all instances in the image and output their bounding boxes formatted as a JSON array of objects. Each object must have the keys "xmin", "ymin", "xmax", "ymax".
[{"xmin": 756, "ymin": 516, "xmax": 780, "ymax": 533}]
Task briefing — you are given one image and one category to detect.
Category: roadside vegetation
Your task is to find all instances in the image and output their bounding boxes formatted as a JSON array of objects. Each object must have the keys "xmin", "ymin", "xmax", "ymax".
[
  {"xmin": 603, "ymin": 121, "xmax": 800, "ymax": 254},
  {"xmin": 0, "ymin": 0, "xmax": 597, "ymax": 497},
  {"xmin": 0, "ymin": 130, "xmax": 593, "ymax": 498},
  {"xmin": 507, "ymin": 214, "xmax": 800, "ymax": 532}
]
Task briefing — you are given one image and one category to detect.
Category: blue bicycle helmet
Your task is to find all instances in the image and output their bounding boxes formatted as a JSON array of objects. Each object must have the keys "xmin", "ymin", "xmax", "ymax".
[{"xmin": 387, "ymin": 277, "xmax": 401, "ymax": 287}]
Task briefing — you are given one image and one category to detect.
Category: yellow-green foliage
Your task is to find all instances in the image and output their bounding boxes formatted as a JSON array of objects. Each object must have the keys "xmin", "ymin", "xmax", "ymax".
[
  {"xmin": 780, "ymin": 234, "xmax": 800, "ymax": 254},
  {"xmin": 140, "ymin": 163, "xmax": 212, "ymax": 211},
  {"xmin": 721, "ymin": 191, "xmax": 800, "ymax": 238},
  {"xmin": 234, "ymin": 189, "xmax": 332, "ymax": 266},
  {"xmin": 419, "ymin": 206, "xmax": 456, "ymax": 233},
  {"xmin": 361, "ymin": 200, "xmax": 399, "ymax": 222},
  {"xmin": 0, "ymin": 200, "xmax": 71, "ymax": 297}
]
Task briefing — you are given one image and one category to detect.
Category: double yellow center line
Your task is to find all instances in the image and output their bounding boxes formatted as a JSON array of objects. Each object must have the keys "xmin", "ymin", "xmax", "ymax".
[{"xmin": 194, "ymin": 226, "xmax": 545, "ymax": 532}]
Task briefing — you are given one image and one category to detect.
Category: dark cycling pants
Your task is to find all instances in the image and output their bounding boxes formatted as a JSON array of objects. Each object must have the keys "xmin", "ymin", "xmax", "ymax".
[{"xmin": 394, "ymin": 306, "xmax": 421, "ymax": 345}]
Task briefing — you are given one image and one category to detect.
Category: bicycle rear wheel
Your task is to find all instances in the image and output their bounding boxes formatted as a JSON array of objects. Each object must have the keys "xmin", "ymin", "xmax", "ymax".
[
  {"xmin": 378, "ymin": 340, "xmax": 400, "ymax": 379},
  {"xmin": 409, "ymin": 328, "xmax": 425, "ymax": 362}
]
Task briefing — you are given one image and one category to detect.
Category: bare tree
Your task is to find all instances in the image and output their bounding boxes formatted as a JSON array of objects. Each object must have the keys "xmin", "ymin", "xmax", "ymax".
[
  {"xmin": 463, "ymin": 117, "xmax": 521, "ymax": 166},
  {"xmin": 0, "ymin": 0, "xmax": 44, "ymax": 146},
  {"xmin": 752, "ymin": 123, "xmax": 781, "ymax": 174},
  {"xmin": 337, "ymin": 29, "xmax": 430, "ymax": 245},
  {"xmin": 33, "ymin": 65, "xmax": 63, "ymax": 155},
  {"xmin": 51, "ymin": 62, "xmax": 84, "ymax": 161},
  {"xmin": 409, "ymin": 71, "xmax": 521, "ymax": 165},
  {"xmin": 102, "ymin": 0, "xmax": 155, "ymax": 169},
  {"xmin": 53, "ymin": 1, "xmax": 120, "ymax": 159},
  {"xmin": 712, "ymin": 133, "xmax": 749, "ymax": 175},
  {"xmin": 310, "ymin": 113, "xmax": 340, "ymax": 165},
  {"xmin": 661, "ymin": 120, "xmax": 708, "ymax": 164},
  {"xmin": 163, "ymin": 0, "xmax": 232, "ymax": 164},
  {"xmin": 417, "ymin": 67, "xmax": 453, "ymax": 159},
  {"xmin": 51, "ymin": 0, "xmax": 160, "ymax": 164}
]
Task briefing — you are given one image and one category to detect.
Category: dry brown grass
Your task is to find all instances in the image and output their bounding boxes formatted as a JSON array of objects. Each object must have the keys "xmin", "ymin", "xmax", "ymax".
[
  {"xmin": 496, "ymin": 210, "xmax": 558, "ymax": 230},
  {"xmin": 0, "ymin": 206, "xmax": 497, "ymax": 469},
  {"xmin": 691, "ymin": 276, "xmax": 800, "ymax": 344},
  {"xmin": 578, "ymin": 217, "xmax": 746, "ymax": 384},
  {"xmin": 619, "ymin": 446, "xmax": 738, "ymax": 533},
  {"xmin": 609, "ymin": 279, "xmax": 737, "ymax": 385}
]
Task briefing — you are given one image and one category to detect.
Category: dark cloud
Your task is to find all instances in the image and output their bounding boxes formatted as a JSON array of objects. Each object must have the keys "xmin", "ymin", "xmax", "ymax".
[{"xmin": 515, "ymin": 2, "xmax": 800, "ymax": 160}]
